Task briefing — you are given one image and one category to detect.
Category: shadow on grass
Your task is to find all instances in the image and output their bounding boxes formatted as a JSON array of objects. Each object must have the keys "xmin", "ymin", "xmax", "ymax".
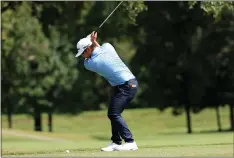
[
  {"xmin": 197, "ymin": 129, "xmax": 233, "ymax": 134},
  {"xmin": 91, "ymin": 135, "xmax": 109, "ymax": 141},
  {"xmin": 158, "ymin": 128, "xmax": 233, "ymax": 135}
]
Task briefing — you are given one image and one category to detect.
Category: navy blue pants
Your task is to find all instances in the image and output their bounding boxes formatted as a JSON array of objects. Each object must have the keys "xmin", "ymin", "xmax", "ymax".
[{"xmin": 108, "ymin": 78, "xmax": 138, "ymax": 145}]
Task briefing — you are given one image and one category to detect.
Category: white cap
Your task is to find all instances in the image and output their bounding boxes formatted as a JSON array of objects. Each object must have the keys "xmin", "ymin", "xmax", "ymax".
[{"xmin": 75, "ymin": 36, "xmax": 92, "ymax": 57}]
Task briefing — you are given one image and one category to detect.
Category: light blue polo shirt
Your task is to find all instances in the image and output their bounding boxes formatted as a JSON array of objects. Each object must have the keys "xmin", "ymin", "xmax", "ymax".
[{"xmin": 84, "ymin": 43, "xmax": 135, "ymax": 86}]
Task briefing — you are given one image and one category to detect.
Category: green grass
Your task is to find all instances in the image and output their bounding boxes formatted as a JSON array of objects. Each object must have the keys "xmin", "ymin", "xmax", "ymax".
[{"xmin": 2, "ymin": 107, "xmax": 233, "ymax": 157}]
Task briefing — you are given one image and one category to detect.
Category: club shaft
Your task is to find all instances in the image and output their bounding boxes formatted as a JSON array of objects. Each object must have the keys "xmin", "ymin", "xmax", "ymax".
[{"xmin": 96, "ymin": 1, "xmax": 123, "ymax": 32}]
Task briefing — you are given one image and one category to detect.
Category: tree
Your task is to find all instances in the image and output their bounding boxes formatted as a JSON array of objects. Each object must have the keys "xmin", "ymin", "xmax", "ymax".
[
  {"xmin": 2, "ymin": 2, "xmax": 51, "ymax": 130},
  {"xmin": 130, "ymin": 1, "xmax": 234, "ymax": 133},
  {"xmin": 2, "ymin": 2, "xmax": 79, "ymax": 131},
  {"xmin": 188, "ymin": 1, "xmax": 234, "ymax": 20}
]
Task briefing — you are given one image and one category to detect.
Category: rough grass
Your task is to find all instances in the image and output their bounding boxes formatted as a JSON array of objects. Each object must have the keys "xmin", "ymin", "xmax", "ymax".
[{"xmin": 2, "ymin": 106, "xmax": 233, "ymax": 157}]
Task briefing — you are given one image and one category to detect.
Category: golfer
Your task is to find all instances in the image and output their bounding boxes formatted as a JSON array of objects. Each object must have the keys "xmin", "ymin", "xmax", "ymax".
[{"xmin": 75, "ymin": 32, "xmax": 138, "ymax": 151}]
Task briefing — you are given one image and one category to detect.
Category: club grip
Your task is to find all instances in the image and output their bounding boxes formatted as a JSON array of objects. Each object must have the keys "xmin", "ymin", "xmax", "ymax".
[{"xmin": 95, "ymin": 28, "xmax": 100, "ymax": 33}]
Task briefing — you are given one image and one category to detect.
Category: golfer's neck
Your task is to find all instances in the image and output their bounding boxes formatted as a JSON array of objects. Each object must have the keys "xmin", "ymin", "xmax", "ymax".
[
  {"xmin": 92, "ymin": 45, "xmax": 99, "ymax": 52},
  {"xmin": 88, "ymin": 47, "xmax": 96, "ymax": 58}
]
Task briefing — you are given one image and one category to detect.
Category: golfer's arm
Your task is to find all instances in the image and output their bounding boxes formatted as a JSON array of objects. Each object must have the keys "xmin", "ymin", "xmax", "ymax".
[{"xmin": 93, "ymin": 41, "xmax": 100, "ymax": 47}]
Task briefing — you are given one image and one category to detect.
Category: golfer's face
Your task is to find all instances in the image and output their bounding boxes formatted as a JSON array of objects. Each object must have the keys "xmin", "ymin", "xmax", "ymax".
[{"xmin": 82, "ymin": 47, "xmax": 90, "ymax": 58}]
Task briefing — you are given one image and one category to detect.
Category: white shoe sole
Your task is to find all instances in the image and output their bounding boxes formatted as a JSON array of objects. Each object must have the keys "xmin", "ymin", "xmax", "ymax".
[
  {"xmin": 131, "ymin": 147, "xmax": 138, "ymax": 151},
  {"xmin": 101, "ymin": 149, "xmax": 114, "ymax": 152},
  {"xmin": 115, "ymin": 147, "xmax": 138, "ymax": 151}
]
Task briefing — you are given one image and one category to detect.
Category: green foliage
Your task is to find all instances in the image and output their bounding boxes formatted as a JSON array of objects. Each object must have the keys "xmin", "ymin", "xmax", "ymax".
[
  {"xmin": 2, "ymin": 2, "xmax": 78, "ymax": 113},
  {"xmin": 189, "ymin": 1, "xmax": 234, "ymax": 20},
  {"xmin": 130, "ymin": 1, "xmax": 234, "ymax": 114},
  {"xmin": 2, "ymin": 1, "xmax": 233, "ymax": 116},
  {"xmin": 2, "ymin": 2, "xmax": 51, "ymax": 110},
  {"xmin": 122, "ymin": 1, "xmax": 148, "ymax": 25}
]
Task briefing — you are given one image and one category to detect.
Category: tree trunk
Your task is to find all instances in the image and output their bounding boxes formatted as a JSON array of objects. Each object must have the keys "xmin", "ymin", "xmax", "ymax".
[
  {"xmin": 48, "ymin": 110, "xmax": 53, "ymax": 132},
  {"xmin": 215, "ymin": 106, "xmax": 222, "ymax": 132},
  {"xmin": 229, "ymin": 104, "xmax": 234, "ymax": 131},
  {"xmin": 7, "ymin": 103, "xmax": 12, "ymax": 129},
  {"xmin": 185, "ymin": 104, "xmax": 192, "ymax": 134},
  {"xmin": 34, "ymin": 106, "xmax": 42, "ymax": 131},
  {"xmin": 183, "ymin": 72, "xmax": 192, "ymax": 134}
]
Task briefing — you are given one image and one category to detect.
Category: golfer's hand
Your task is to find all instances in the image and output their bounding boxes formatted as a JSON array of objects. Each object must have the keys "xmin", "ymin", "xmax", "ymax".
[{"xmin": 91, "ymin": 31, "xmax": 97, "ymax": 42}]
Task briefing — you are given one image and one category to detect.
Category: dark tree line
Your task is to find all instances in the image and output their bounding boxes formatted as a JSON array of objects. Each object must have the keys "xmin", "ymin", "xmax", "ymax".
[{"xmin": 2, "ymin": 1, "xmax": 234, "ymax": 133}]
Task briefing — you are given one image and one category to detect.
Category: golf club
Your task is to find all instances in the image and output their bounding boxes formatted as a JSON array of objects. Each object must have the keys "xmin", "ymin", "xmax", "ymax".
[
  {"xmin": 95, "ymin": 1, "xmax": 124, "ymax": 33},
  {"xmin": 77, "ymin": 1, "xmax": 124, "ymax": 61}
]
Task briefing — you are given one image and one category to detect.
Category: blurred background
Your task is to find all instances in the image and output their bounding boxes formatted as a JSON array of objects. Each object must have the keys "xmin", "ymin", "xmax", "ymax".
[{"xmin": 1, "ymin": 2, "xmax": 234, "ymax": 154}]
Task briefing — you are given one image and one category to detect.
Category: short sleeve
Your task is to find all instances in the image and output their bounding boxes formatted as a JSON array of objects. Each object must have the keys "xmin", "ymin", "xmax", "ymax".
[{"xmin": 84, "ymin": 59, "xmax": 91, "ymax": 71}]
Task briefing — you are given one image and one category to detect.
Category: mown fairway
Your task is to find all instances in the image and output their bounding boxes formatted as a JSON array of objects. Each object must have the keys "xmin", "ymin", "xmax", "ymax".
[{"xmin": 2, "ymin": 107, "xmax": 233, "ymax": 157}]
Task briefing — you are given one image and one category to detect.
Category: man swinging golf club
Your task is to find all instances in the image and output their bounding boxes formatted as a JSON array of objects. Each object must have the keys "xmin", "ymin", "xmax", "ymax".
[{"xmin": 75, "ymin": 31, "xmax": 138, "ymax": 151}]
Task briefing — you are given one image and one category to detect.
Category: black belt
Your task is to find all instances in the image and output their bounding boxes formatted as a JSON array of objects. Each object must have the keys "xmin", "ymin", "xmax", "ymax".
[{"xmin": 116, "ymin": 78, "xmax": 136, "ymax": 88}]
